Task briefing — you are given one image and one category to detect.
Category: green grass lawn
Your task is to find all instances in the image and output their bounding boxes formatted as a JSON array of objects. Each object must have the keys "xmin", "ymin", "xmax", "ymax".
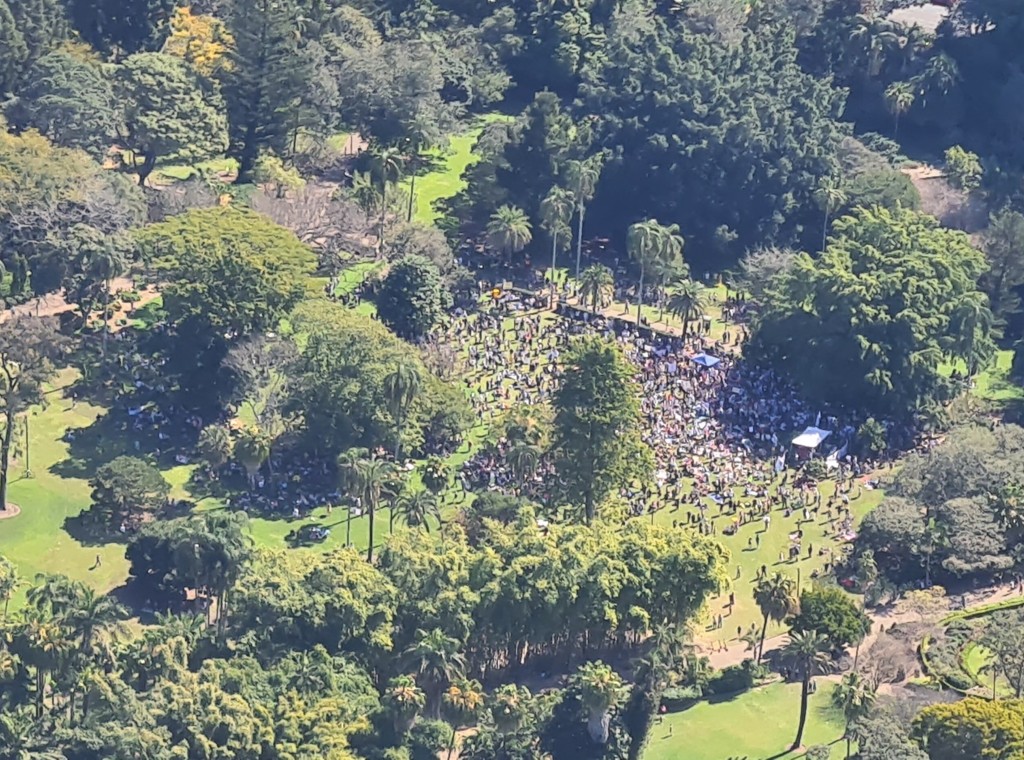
[
  {"xmin": 942, "ymin": 349, "xmax": 1024, "ymax": 403},
  {"xmin": 0, "ymin": 372, "xmax": 130, "ymax": 605},
  {"xmin": 645, "ymin": 680, "xmax": 847, "ymax": 760},
  {"xmin": 651, "ymin": 478, "xmax": 884, "ymax": 642},
  {"xmin": 403, "ymin": 113, "xmax": 512, "ymax": 225}
]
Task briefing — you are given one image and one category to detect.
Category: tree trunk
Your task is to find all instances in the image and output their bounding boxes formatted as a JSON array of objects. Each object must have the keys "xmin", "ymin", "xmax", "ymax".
[
  {"xmin": 822, "ymin": 210, "xmax": 830, "ymax": 253},
  {"xmin": 408, "ymin": 173, "xmax": 416, "ymax": 222},
  {"xmin": 346, "ymin": 507, "xmax": 353, "ymax": 547},
  {"xmin": 137, "ymin": 153, "xmax": 157, "ymax": 187},
  {"xmin": 757, "ymin": 612, "xmax": 769, "ymax": 664},
  {"xmin": 367, "ymin": 501, "xmax": 376, "ymax": 563},
  {"xmin": 549, "ymin": 230, "xmax": 558, "ymax": 308},
  {"xmin": 636, "ymin": 264, "xmax": 645, "ymax": 324},
  {"xmin": 574, "ymin": 203, "xmax": 585, "ymax": 279},
  {"xmin": 792, "ymin": 676, "xmax": 810, "ymax": 750},
  {"xmin": 378, "ymin": 184, "xmax": 387, "ymax": 255},
  {"xmin": 0, "ymin": 407, "xmax": 15, "ymax": 510},
  {"xmin": 236, "ymin": 122, "xmax": 259, "ymax": 184},
  {"xmin": 102, "ymin": 278, "xmax": 111, "ymax": 359}
]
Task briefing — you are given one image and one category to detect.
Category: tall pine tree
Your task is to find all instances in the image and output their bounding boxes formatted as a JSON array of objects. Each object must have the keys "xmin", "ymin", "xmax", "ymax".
[
  {"xmin": 221, "ymin": 0, "xmax": 310, "ymax": 183},
  {"xmin": 9, "ymin": 0, "xmax": 70, "ymax": 72},
  {"xmin": 66, "ymin": 0, "xmax": 177, "ymax": 56},
  {"xmin": 0, "ymin": 1, "xmax": 27, "ymax": 94}
]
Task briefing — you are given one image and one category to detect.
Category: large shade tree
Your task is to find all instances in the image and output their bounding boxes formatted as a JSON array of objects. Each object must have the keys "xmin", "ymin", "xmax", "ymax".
[
  {"xmin": 115, "ymin": 52, "xmax": 228, "ymax": 186},
  {"xmin": 748, "ymin": 205, "xmax": 996, "ymax": 418}
]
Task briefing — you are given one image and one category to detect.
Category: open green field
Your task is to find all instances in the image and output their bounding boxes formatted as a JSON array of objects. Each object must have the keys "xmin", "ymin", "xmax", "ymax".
[{"xmin": 645, "ymin": 680, "xmax": 847, "ymax": 760}]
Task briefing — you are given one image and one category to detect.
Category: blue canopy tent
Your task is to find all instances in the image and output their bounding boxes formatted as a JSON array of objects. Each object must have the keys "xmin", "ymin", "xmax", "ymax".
[{"xmin": 691, "ymin": 352, "xmax": 721, "ymax": 368}]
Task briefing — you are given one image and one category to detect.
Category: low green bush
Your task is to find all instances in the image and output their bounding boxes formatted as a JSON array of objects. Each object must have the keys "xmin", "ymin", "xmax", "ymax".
[
  {"xmin": 660, "ymin": 685, "xmax": 702, "ymax": 711},
  {"xmin": 706, "ymin": 660, "xmax": 757, "ymax": 695}
]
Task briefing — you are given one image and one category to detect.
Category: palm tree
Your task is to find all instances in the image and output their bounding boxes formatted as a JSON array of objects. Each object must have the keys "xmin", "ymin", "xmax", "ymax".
[
  {"xmin": 154, "ymin": 611, "xmax": 207, "ymax": 647},
  {"xmin": 403, "ymin": 628, "xmax": 466, "ymax": 719},
  {"xmin": 233, "ymin": 427, "xmax": 271, "ymax": 488},
  {"xmin": 850, "ymin": 14, "xmax": 900, "ymax": 78},
  {"xmin": 487, "ymin": 205, "xmax": 533, "ymax": 267},
  {"xmin": 351, "ymin": 171, "xmax": 381, "ymax": 224},
  {"xmin": 565, "ymin": 152, "xmax": 606, "ymax": 278},
  {"xmin": 947, "ymin": 291, "xmax": 995, "ymax": 377},
  {"xmin": 26, "ymin": 573, "xmax": 78, "ymax": 618},
  {"xmin": 506, "ymin": 443, "xmax": 541, "ymax": 490},
  {"xmin": 357, "ymin": 456, "xmax": 398, "ymax": 563},
  {"xmin": 540, "ymin": 186, "xmax": 575, "ymax": 307},
  {"xmin": 394, "ymin": 490, "xmax": 440, "ymax": 532},
  {"xmin": 666, "ymin": 279, "xmax": 709, "ymax": 337},
  {"xmin": 67, "ymin": 586, "xmax": 127, "ymax": 655},
  {"xmin": 884, "ymin": 81, "xmax": 915, "ymax": 139},
  {"xmin": 627, "ymin": 219, "xmax": 664, "ymax": 324},
  {"xmin": 196, "ymin": 424, "xmax": 232, "ymax": 476},
  {"xmin": 383, "ymin": 359, "xmax": 422, "ymax": 464},
  {"xmin": 832, "ymin": 671, "xmax": 877, "ymax": 760},
  {"xmin": 490, "ymin": 684, "xmax": 531, "ymax": 735},
  {"xmin": 443, "ymin": 678, "xmax": 485, "ymax": 760},
  {"xmin": 87, "ymin": 241, "xmax": 127, "ymax": 360},
  {"xmin": 574, "ymin": 660, "xmax": 626, "ymax": 745},
  {"xmin": 753, "ymin": 573, "xmax": 800, "ymax": 664},
  {"xmin": 384, "ymin": 674, "xmax": 426, "ymax": 735},
  {"xmin": 578, "ymin": 264, "xmax": 615, "ymax": 313},
  {"xmin": 402, "ymin": 115, "xmax": 438, "ymax": 222},
  {"xmin": 654, "ymin": 224, "xmax": 686, "ymax": 320},
  {"xmin": 337, "ymin": 447, "xmax": 369, "ymax": 547},
  {"xmin": 780, "ymin": 631, "xmax": 832, "ymax": 751},
  {"xmin": 814, "ymin": 178, "xmax": 847, "ymax": 253},
  {"xmin": 918, "ymin": 51, "xmax": 960, "ymax": 105},
  {"xmin": 370, "ymin": 146, "xmax": 404, "ymax": 252},
  {"xmin": 12, "ymin": 610, "xmax": 72, "ymax": 718},
  {"xmin": 0, "ymin": 557, "xmax": 17, "ymax": 621}
]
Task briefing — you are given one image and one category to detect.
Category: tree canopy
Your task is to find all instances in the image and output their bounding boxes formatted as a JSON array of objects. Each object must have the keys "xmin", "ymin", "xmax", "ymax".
[{"xmin": 748, "ymin": 205, "xmax": 996, "ymax": 417}]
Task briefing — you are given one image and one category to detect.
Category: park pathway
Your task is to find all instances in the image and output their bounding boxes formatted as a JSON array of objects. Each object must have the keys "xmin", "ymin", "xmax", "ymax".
[{"xmin": 702, "ymin": 581, "xmax": 1024, "ymax": 670}]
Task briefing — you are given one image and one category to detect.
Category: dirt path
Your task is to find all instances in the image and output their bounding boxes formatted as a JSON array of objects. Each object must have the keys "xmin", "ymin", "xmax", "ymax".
[
  {"xmin": 2, "ymin": 278, "xmax": 161, "ymax": 331},
  {"xmin": 702, "ymin": 583, "xmax": 1024, "ymax": 670}
]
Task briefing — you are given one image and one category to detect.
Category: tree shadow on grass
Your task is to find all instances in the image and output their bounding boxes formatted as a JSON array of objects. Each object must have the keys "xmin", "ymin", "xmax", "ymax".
[
  {"xmin": 62, "ymin": 509, "xmax": 132, "ymax": 548},
  {"xmin": 63, "ymin": 499, "xmax": 196, "ymax": 548},
  {"xmin": 50, "ymin": 403, "xmax": 194, "ymax": 481}
]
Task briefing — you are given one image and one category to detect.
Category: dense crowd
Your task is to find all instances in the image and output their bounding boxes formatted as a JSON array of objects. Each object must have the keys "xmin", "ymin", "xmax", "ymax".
[{"xmin": 448, "ymin": 290, "xmax": 881, "ymax": 572}]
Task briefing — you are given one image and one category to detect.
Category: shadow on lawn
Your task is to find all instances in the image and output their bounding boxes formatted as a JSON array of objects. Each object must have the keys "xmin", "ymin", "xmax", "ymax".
[
  {"xmin": 63, "ymin": 499, "xmax": 196, "ymax": 547},
  {"xmin": 50, "ymin": 403, "xmax": 193, "ymax": 481}
]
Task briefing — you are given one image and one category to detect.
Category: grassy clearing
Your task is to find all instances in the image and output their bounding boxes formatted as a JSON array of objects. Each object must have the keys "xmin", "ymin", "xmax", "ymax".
[
  {"xmin": 645, "ymin": 680, "xmax": 847, "ymax": 760},
  {"xmin": 151, "ymin": 156, "xmax": 239, "ymax": 184},
  {"xmin": 404, "ymin": 113, "xmax": 512, "ymax": 225}
]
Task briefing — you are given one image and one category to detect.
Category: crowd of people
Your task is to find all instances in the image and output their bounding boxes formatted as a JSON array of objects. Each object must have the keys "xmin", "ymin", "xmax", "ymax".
[{"xmin": 448, "ymin": 287, "xmax": 885, "ymax": 583}]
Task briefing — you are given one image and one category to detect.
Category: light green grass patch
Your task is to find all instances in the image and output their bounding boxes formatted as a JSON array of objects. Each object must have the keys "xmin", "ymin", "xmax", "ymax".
[{"xmin": 645, "ymin": 680, "xmax": 847, "ymax": 760}]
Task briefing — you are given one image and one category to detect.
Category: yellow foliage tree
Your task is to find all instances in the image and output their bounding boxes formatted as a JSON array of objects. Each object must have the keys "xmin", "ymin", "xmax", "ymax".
[{"xmin": 162, "ymin": 7, "xmax": 233, "ymax": 76}]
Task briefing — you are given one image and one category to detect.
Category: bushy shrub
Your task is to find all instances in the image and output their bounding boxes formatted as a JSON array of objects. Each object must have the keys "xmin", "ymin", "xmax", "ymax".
[
  {"xmin": 706, "ymin": 660, "xmax": 757, "ymax": 695},
  {"xmin": 660, "ymin": 685, "xmax": 702, "ymax": 711}
]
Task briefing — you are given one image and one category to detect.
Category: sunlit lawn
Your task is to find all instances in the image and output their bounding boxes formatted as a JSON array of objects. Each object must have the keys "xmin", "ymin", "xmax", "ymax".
[
  {"xmin": 941, "ymin": 349, "xmax": 1024, "ymax": 403},
  {"xmin": 0, "ymin": 371, "xmax": 130, "ymax": 606},
  {"xmin": 403, "ymin": 113, "xmax": 512, "ymax": 225},
  {"xmin": 645, "ymin": 680, "xmax": 847, "ymax": 760}
]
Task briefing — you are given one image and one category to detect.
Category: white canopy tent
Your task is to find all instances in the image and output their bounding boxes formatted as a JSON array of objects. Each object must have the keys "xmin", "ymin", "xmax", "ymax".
[{"xmin": 791, "ymin": 427, "xmax": 832, "ymax": 450}]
